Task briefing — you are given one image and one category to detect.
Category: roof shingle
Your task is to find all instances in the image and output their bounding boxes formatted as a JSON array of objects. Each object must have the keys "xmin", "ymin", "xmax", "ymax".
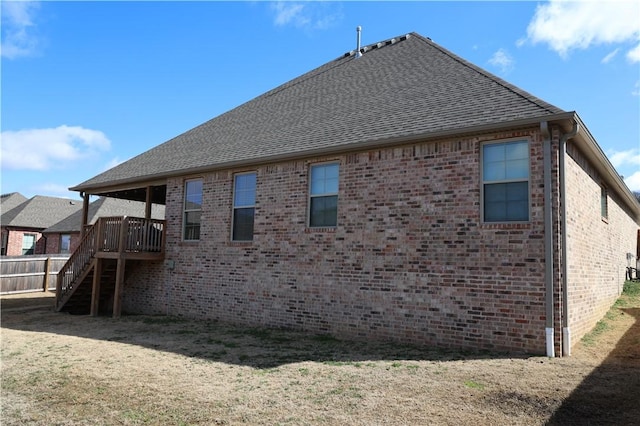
[
  {"xmin": 1, "ymin": 196, "xmax": 82, "ymax": 229},
  {"xmin": 43, "ymin": 197, "xmax": 165, "ymax": 233},
  {"xmin": 73, "ymin": 32, "xmax": 564, "ymax": 191}
]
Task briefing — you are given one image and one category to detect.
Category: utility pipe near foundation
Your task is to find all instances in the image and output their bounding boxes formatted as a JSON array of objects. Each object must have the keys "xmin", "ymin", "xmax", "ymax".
[{"xmin": 541, "ymin": 121, "xmax": 555, "ymax": 358}]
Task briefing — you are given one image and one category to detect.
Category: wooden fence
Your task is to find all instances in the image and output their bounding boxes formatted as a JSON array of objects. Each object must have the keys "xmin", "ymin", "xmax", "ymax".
[{"xmin": 1, "ymin": 255, "xmax": 69, "ymax": 294}]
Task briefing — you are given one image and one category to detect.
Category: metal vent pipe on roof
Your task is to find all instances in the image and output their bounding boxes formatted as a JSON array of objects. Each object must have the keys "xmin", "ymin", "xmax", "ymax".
[{"xmin": 356, "ymin": 26, "xmax": 362, "ymax": 58}]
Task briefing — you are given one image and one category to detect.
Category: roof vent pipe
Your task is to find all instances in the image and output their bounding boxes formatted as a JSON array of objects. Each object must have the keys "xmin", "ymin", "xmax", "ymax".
[{"xmin": 355, "ymin": 26, "xmax": 362, "ymax": 58}]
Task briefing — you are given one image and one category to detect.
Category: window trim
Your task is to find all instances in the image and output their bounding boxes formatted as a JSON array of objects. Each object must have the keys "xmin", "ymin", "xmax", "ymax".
[
  {"xmin": 231, "ymin": 171, "xmax": 257, "ymax": 242},
  {"xmin": 22, "ymin": 233, "xmax": 36, "ymax": 255},
  {"xmin": 601, "ymin": 185, "xmax": 609, "ymax": 221},
  {"xmin": 480, "ymin": 138, "xmax": 531, "ymax": 223},
  {"xmin": 60, "ymin": 234, "xmax": 71, "ymax": 254},
  {"xmin": 183, "ymin": 178, "xmax": 203, "ymax": 241},
  {"xmin": 308, "ymin": 161, "xmax": 340, "ymax": 228}
]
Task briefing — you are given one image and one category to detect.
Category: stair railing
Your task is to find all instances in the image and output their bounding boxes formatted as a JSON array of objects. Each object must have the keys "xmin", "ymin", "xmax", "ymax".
[
  {"xmin": 55, "ymin": 216, "xmax": 166, "ymax": 310},
  {"xmin": 55, "ymin": 222, "xmax": 98, "ymax": 309}
]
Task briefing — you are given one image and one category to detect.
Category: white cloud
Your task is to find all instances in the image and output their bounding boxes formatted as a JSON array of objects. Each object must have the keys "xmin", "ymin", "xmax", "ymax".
[
  {"xmin": 270, "ymin": 1, "xmax": 341, "ymax": 30},
  {"xmin": 632, "ymin": 81, "xmax": 640, "ymax": 97},
  {"xmin": 607, "ymin": 148, "xmax": 640, "ymax": 169},
  {"xmin": 1, "ymin": 1, "xmax": 41, "ymax": 59},
  {"xmin": 524, "ymin": 0, "xmax": 640, "ymax": 61},
  {"xmin": 624, "ymin": 170, "xmax": 640, "ymax": 192},
  {"xmin": 628, "ymin": 43, "xmax": 640, "ymax": 62},
  {"xmin": 1, "ymin": 125, "xmax": 111, "ymax": 171},
  {"xmin": 103, "ymin": 157, "xmax": 124, "ymax": 172},
  {"xmin": 272, "ymin": 2, "xmax": 307, "ymax": 27},
  {"xmin": 601, "ymin": 48, "xmax": 620, "ymax": 64},
  {"xmin": 489, "ymin": 48, "xmax": 515, "ymax": 73}
]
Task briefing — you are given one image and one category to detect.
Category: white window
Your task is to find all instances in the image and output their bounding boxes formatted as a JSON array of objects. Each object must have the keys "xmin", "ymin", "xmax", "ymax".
[
  {"xmin": 601, "ymin": 186, "xmax": 608, "ymax": 220},
  {"xmin": 232, "ymin": 172, "xmax": 256, "ymax": 241},
  {"xmin": 482, "ymin": 140, "xmax": 529, "ymax": 222},
  {"xmin": 183, "ymin": 179, "xmax": 203, "ymax": 240},
  {"xmin": 22, "ymin": 234, "xmax": 36, "ymax": 255},
  {"xmin": 60, "ymin": 234, "xmax": 71, "ymax": 254},
  {"xmin": 309, "ymin": 163, "xmax": 339, "ymax": 227}
]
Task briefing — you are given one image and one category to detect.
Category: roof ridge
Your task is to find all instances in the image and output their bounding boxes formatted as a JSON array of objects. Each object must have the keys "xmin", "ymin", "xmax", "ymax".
[
  {"xmin": 257, "ymin": 33, "xmax": 413, "ymax": 102},
  {"xmin": 411, "ymin": 33, "xmax": 561, "ymax": 115},
  {"xmin": 342, "ymin": 33, "xmax": 411, "ymax": 59}
]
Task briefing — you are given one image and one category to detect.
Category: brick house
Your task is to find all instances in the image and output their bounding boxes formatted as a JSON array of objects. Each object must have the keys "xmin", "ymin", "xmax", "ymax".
[
  {"xmin": 1, "ymin": 194, "xmax": 82, "ymax": 256},
  {"xmin": 62, "ymin": 33, "xmax": 640, "ymax": 356},
  {"xmin": 42, "ymin": 197, "xmax": 165, "ymax": 254}
]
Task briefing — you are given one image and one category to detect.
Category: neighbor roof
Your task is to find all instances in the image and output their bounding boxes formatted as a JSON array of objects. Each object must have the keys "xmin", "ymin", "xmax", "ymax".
[
  {"xmin": 1, "ymin": 193, "xmax": 28, "ymax": 215},
  {"xmin": 43, "ymin": 197, "xmax": 166, "ymax": 233},
  {"xmin": 72, "ymin": 32, "xmax": 565, "ymax": 192},
  {"xmin": 0, "ymin": 196, "xmax": 82, "ymax": 229}
]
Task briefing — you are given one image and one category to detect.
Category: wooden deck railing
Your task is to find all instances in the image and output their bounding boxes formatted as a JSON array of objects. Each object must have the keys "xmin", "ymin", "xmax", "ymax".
[
  {"xmin": 56, "ymin": 216, "xmax": 165, "ymax": 310},
  {"xmin": 56, "ymin": 223, "xmax": 98, "ymax": 307}
]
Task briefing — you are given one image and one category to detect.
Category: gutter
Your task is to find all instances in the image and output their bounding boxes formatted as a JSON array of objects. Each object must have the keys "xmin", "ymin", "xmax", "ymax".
[
  {"xmin": 71, "ymin": 113, "xmax": 578, "ymax": 194},
  {"xmin": 541, "ymin": 121, "xmax": 555, "ymax": 358},
  {"xmin": 559, "ymin": 121, "xmax": 579, "ymax": 356}
]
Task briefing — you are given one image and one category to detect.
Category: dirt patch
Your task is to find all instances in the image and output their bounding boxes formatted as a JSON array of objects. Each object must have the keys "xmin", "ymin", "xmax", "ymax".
[{"xmin": 2, "ymin": 287, "xmax": 639, "ymax": 425}]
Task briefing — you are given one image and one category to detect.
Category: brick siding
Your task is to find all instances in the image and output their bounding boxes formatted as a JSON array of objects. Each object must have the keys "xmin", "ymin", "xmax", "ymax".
[
  {"xmin": 2, "ymin": 229, "xmax": 45, "ymax": 256},
  {"xmin": 564, "ymin": 141, "xmax": 639, "ymax": 343},
  {"xmin": 44, "ymin": 232, "xmax": 82, "ymax": 255},
  {"xmin": 123, "ymin": 127, "xmax": 558, "ymax": 354}
]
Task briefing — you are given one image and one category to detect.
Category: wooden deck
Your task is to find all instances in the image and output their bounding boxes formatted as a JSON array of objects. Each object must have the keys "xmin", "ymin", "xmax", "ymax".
[{"xmin": 55, "ymin": 216, "xmax": 165, "ymax": 316}]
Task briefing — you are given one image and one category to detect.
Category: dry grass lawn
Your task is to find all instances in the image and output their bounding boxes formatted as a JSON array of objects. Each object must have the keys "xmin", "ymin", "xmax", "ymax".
[{"xmin": 1, "ymin": 282, "xmax": 639, "ymax": 425}]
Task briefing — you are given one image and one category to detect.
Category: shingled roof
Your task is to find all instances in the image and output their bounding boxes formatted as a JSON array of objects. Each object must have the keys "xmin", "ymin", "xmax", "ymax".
[
  {"xmin": 72, "ymin": 32, "xmax": 565, "ymax": 192},
  {"xmin": 43, "ymin": 197, "xmax": 165, "ymax": 233},
  {"xmin": 1, "ymin": 193, "xmax": 28, "ymax": 215},
  {"xmin": 0, "ymin": 195, "xmax": 82, "ymax": 229}
]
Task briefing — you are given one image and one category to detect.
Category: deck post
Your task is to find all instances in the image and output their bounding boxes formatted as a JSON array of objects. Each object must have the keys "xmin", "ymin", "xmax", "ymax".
[
  {"xmin": 90, "ymin": 258, "xmax": 102, "ymax": 316},
  {"xmin": 112, "ymin": 257, "xmax": 125, "ymax": 318},
  {"xmin": 80, "ymin": 192, "xmax": 90, "ymax": 239},
  {"xmin": 145, "ymin": 186, "xmax": 152, "ymax": 219},
  {"xmin": 112, "ymin": 217, "xmax": 129, "ymax": 319}
]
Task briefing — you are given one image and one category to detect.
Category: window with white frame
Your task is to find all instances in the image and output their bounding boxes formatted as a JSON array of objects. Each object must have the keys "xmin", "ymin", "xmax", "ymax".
[
  {"xmin": 183, "ymin": 179, "xmax": 203, "ymax": 240},
  {"xmin": 22, "ymin": 234, "xmax": 36, "ymax": 255},
  {"xmin": 232, "ymin": 172, "xmax": 257, "ymax": 241},
  {"xmin": 309, "ymin": 163, "xmax": 339, "ymax": 227},
  {"xmin": 60, "ymin": 234, "xmax": 71, "ymax": 253},
  {"xmin": 601, "ymin": 185, "xmax": 608, "ymax": 220},
  {"xmin": 482, "ymin": 140, "xmax": 530, "ymax": 222}
]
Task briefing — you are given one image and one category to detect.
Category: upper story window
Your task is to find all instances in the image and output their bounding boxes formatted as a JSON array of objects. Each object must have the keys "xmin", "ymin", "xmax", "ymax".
[
  {"xmin": 601, "ymin": 185, "xmax": 608, "ymax": 220},
  {"xmin": 183, "ymin": 179, "xmax": 203, "ymax": 240},
  {"xmin": 232, "ymin": 172, "xmax": 257, "ymax": 241},
  {"xmin": 309, "ymin": 163, "xmax": 339, "ymax": 227},
  {"xmin": 60, "ymin": 234, "xmax": 71, "ymax": 254},
  {"xmin": 482, "ymin": 140, "xmax": 530, "ymax": 222},
  {"xmin": 22, "ymin": 233, "xmax": 36, "ymax": 255}
]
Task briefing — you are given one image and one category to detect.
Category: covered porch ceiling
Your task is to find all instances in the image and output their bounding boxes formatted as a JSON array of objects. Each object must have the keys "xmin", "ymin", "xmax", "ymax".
[{"xmin": 86, "ymin": 184, "xmax": 167, "ymax": 205}]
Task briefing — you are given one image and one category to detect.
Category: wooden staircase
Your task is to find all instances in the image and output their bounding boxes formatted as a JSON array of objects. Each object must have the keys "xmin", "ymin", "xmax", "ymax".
[
  {"xmin": 58, "ymin": 260, "xmax": 117, "ymax": 315},
  {"xmin": 55, "ymin": 216, "xmax": 165, "ymax": 316}
]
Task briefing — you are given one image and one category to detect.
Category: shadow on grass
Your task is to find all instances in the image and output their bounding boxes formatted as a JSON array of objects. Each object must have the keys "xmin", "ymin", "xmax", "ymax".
[
  {"xmin": 1, "ymin": 292, "xmax": 526, "ymax": 368},
  {"xmin": 546, "ymin": 307, "xmax": 640, "ymax": 426}
]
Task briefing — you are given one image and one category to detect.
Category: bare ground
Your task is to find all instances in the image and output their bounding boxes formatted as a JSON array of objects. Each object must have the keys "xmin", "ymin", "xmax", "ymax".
[{"xmin": 1, "ymin": 285, "xmax": 639, "ymax": 426}]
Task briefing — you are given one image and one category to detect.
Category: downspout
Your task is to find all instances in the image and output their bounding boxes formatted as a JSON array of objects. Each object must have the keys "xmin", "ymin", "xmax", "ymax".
[
  {"xmin": 541, "ymin": 121, "xmax": 555, "ymax": 357},
  {"xmin": 559, "ymin": 121, "xmax": 579, "ymax": 356}
]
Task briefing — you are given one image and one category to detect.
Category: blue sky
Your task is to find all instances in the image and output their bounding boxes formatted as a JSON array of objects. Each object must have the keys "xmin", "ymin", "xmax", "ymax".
[{"xmin": 2, "ymin": 0, "xmax": 639, "ymax": 200}]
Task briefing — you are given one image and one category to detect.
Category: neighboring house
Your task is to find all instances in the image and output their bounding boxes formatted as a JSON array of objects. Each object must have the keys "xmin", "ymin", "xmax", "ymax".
[
  {"xmin": 1, "ymin": 193, "xmax": 28, "ymax": 255},
  {"xmin": 1, "ymin": 194, "xmax": 82, "ymax": 256},
  {"xmin": 42, "ymin": 197, "xmax": 166, "ymax": 254},
  {"xmin": 65, "ymin": 33, "xmax": 639, "ymax": 356}
]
